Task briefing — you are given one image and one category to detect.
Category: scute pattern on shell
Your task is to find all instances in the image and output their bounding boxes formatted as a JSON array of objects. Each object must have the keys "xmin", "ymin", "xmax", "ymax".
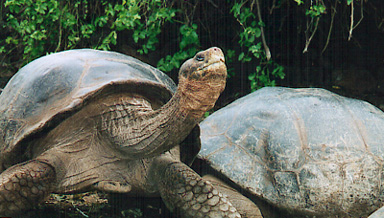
[
  {"xmin": 199, "ymin": 87, "xmax": 384, "ymax": 217},
  {"xmin": 0, "ymin": 49, "xmax": 176, "ymax": 157}
]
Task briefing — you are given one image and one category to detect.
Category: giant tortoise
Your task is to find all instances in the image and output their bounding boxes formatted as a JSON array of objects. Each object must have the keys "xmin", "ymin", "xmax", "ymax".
[
  {"xmin": 197, "ymin": 87, "xmax": 384, "ymax": 218},
  {"xmin": 0, "ymin": 48, "xmax": 242, "ymax": 218}
]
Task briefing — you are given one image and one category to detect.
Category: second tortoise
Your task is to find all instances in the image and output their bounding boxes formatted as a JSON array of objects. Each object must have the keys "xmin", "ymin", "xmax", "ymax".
[{"xmin": 197, "ymin": 87, "xmax": 384, "ymax": 218}]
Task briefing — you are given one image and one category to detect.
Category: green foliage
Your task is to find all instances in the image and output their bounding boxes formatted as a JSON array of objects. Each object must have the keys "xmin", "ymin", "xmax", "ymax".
[
  {"xmin": 225, "ymin": 49, "xmax": 236, "ymax": 78},
  {"xmin": 293, "ymin": 0, "xmax": 327, "ymax": 17},
  {"xmin": 294, "ymin": 0, "xmax": 304, "ymax": 5},
  {"xmin": 306, "ymin": 3, "xmax": 326, "ymax": 17},
  {"xmin": 101, "ymin": 0, "xmax": 176, "ymax": 53},
  {"xmin": 1, "ymin": 0, "xmax": 291, "ymax": 95},
  {"xmin": 0, "ymin": 0, "xmax": 374, "ymax": 98},
  {"xmin": 157, "ymin": 23, "xmax": 200, "ymax": 72},
  {"xmin": 248, "ymin": 61, "xmax": 285, "ymax": 91},
  {"xmin": 1, "ymin": 0, "xmax": 176, "ymax": 64},
  {"xmin": 231, "ymin": 1, "xmax": 285, "ymax": 91},
  {"xmin": 3, "ymin": 0, "xmax": 63, "ymax": 61}
]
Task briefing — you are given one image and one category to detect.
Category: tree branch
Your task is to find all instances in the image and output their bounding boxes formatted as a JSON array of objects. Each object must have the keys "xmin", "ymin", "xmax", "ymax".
[
  {"xmin": 348, "ymin": 0, "xmax": 354, "ymax": 40},
  {"xmin": 322, "ymin": 0, "xmax": 338, "ymax": 54},
  {"xmin": 255, "ymin": 0, "xmax": 271, "ymax": 60},
  {"xmin": 348, "ymin": 0, "xmax": 364, "ymax": 41}
]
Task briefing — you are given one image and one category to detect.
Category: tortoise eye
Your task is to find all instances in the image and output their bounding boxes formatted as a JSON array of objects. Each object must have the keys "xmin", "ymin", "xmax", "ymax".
[{"xmin": 195, "ymin": 55, "xmax": 204, "ymax": 61}]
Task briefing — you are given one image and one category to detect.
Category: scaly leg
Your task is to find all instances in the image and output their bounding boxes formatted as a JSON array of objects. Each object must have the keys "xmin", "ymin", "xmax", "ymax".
[
  {"xmin": 203, "ymin": 175, "xmax": 263, "ymax": 218},
  {"xmin": 152, "ymin": 155, "xmax": 241, "ymax": 218},
  {"xmin": 0, "ymin": 160, "xmax": 55, "ymax": 216}
]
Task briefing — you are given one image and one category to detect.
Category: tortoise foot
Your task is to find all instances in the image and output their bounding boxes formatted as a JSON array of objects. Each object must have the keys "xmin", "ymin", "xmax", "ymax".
[
  {"xmin": 203, "ymin": 175, "xmax": 264, "ymax": 218},
  {"xmin": 0, "ymin": 160, "xmax": 55, "ymax": 216},
  {"xmin": 158, "ymin": 161, "xmax": 241, "ymax": 218}
]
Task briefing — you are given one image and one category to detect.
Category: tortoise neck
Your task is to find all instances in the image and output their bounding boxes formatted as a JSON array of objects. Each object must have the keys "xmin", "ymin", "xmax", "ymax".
[
  {"xmin": 153, "ymin": 76, "xmax": 226, "ymax": 141},
  {"xmin": 123, "ymin": 86, "xmax": 204, "ymax": 157},
  {"xmin": 175, "ymin": 76, "xmax": 226, "ymax": 119},
  {"xmin": 133, "ymin": 78, "xmax": 225, "ymax": 154},
  {"xmin": 104, "ymin": 79, "xmax": 224, "ymax": 159}
]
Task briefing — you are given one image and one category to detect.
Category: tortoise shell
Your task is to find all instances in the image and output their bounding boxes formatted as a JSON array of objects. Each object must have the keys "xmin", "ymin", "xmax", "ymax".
[
  {"xmin": 0, "ymin": 49, "xmax": 176, "ymax": 168},
  {"xmin": 199, "ymin": 87, "xmax": 384, "ymax": 217}
]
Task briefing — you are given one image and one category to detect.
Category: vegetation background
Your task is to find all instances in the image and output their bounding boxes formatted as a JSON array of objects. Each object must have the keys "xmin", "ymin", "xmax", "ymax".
[{"xmin": 1, "ymin": 0, "xmax": 384, "ymax": 217}]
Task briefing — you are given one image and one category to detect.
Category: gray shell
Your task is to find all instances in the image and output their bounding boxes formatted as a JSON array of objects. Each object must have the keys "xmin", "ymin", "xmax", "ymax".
[
  {"xmin": 199, "ymin": 87, "xmax": 384, "ymax": 217},
  {"xmin": 0, "ymin": 49, "xmax": 176, "ymax": 160}
]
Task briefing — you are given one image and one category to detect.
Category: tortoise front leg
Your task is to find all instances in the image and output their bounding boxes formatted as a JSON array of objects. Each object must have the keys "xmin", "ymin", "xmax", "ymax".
[
  {"xmin": 202, "ymin": 175, "xmax": 263, "ymax": 218},
  {"xmin": 152, "ymin": 155, "xmax": 241, "ymax": 218},
  {"xmin": 0, "ymin": 160, "xmax": 55, "ymax": 216}
]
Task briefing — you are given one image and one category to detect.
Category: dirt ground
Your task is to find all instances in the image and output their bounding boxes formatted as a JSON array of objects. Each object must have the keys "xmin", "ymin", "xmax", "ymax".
[{"xmin": 15, "ymin": 192, "xmax": 173, "ymax": 218}]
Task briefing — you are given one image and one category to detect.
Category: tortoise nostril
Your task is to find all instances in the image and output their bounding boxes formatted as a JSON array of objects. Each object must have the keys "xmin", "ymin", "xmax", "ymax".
[
  {"xmin": 210, "ymin": 47, "xmax": 224, "ymax": 58},
  {"xmin": 213, "ymin": 47, "xmax": 221, "ymax": 53}
]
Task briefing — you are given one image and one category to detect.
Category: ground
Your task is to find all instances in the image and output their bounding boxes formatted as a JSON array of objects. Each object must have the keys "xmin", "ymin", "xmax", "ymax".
[{"xmin": 15, "ymin": 192, "xmax": 173, "ymax": 218}]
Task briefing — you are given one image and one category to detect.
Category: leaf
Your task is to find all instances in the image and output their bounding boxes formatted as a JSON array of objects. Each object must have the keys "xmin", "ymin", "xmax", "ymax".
[
  {"xmin": 294, "ymin": 0, "xmax": 304, "ymax": 5},
  {"xmin": 238, "ymin": 52, "xmax": 245, "ymax": 61},
  {"xmin": 5, "ymin": 36, "xmax": 18, "ymax": 44},
  {"xmin": 254, "ymin": 27, "xmax": 261, "ymax": 38},
  {"xmin": 256, "ymin": 66, "xmax": 261, "ymax": 72},
  {"xmin": 133, "ymin": 32, "xmax": 139, "ymax": 43},
  {"xmin": 248, "ymin": 73, "xmax": 256, "ymax": 81},
  {"xmin": 243, "ymin": 56, "xmax": 252, "ymax": 62},
  {"xmin": 230, "ymin": 2, "xmax": 242, "ymax": 17},
  {"xmin": 95, "ymin": 16, "xmax": 108, "ymax": 27},
  {"xmin": 110, "ymin": 31, "xmax": 117, "ymax": 45},
  {"xmin": 226, "ymin": 49, "xmax": 236, "ymax": 59}
]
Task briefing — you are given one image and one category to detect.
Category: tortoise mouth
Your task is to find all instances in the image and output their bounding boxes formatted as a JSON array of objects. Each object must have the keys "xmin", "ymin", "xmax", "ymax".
[
  {"xmin": 196, "ymin": 60, "xmax": 227, "ymax": 78},
  {"xmin": 196, "ymin": 60, "xmax": 226, "ymax": 73},
  {"xmin": 203, "ymin": 60, "xmax": 224, "ymax": 69},
  {"xmin": 200, "ymin": 56, "xmax": 225, "ymax": 70}
]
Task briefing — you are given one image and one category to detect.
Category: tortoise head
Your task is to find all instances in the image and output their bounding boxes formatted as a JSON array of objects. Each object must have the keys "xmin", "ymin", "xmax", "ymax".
[
  {"xmin": 179, "ymin": 47, "xmax": 227, "ymax": 86},
  {"xmin": 177, "ymin": 47, "xmax": 227, "ymax": 117}
]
